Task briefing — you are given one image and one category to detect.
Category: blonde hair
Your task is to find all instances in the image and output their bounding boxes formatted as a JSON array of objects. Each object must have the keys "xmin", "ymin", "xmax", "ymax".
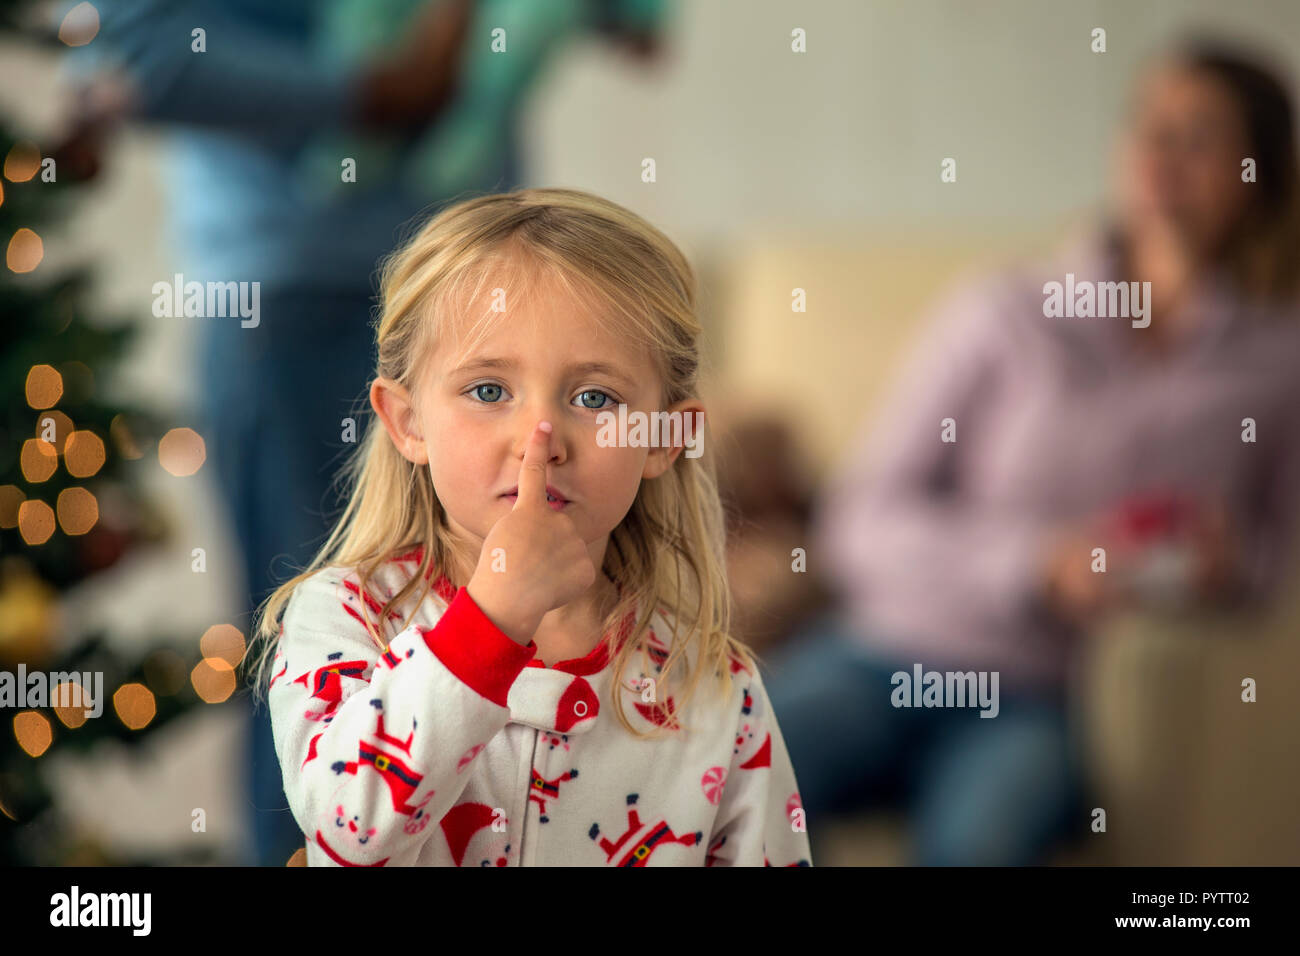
[{"xmin": 243, "ymin": 187, "xmax": 755, "ymax": 738}]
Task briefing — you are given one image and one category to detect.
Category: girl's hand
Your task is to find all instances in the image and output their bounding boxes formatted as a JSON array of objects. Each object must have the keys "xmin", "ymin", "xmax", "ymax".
[{"xmin": 466, "ymin": 422, "xmax": 597, "ymax": 645}]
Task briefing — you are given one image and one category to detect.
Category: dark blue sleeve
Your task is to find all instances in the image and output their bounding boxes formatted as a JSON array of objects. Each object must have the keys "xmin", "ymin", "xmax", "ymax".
[{"xmin": 59, "ymin": 0, "xmax": 359, "ymax": 139}]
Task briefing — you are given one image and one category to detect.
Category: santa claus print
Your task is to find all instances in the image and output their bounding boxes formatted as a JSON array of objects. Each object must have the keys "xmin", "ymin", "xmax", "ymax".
[
  {"xmin": 733, "ymin": 685, "xmax": 771, "ymax": 771},
  {"xmin": 293, "ymin": 653, "xmax": 369, "ymax": 723},
  {"xmin": 330, "ymin": 709, "xmax": 435, "ymax": 818},
  {"xmin": 540, "ymin": 731, "xmax": 570, "ymax": 752},
  {"xmin": 440, "ymin": 802, "xmax": 512, "ymax": 867},
  {"xmin": 529, "ymin": 766, "xmax": 578, "ymax": 822},
  {"xmin": 338, "ymin": 576, "xmax": 404, "ymax": 632},
  {"xmin": 589, "ymin": 793, "xmax": 703, "ymax": 867},
  {"xmin": 313, "ymin": 778, "xmax": 388, "ymax": 867}
]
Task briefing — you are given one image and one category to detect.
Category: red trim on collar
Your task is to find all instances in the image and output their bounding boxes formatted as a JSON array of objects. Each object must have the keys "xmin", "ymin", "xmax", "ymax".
[
  {"xmin": 431, "ymin": 573, "xmax": 457, "ymax": 604},
  {"xmin": 399, "ymin": 542, "xmax": 641, "ymax": 677},
  {"xmin": 392, "ymin": 544, "xmax": 456, "ymax": 601},
  {"xmin": 526, "ymin": 604, "xmax": 638, "ymax": 676}
]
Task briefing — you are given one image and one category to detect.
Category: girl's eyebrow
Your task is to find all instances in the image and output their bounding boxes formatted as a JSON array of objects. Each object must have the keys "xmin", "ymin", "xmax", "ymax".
[{"xmin": 453, "ymin": 357, "xmax": 637, "ymax": 389}]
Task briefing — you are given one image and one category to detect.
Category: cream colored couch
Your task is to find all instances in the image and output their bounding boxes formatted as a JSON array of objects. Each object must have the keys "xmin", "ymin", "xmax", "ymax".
[{"xmin": 701, "ymin": 230, "xmax": 1300, "ymax": 866}]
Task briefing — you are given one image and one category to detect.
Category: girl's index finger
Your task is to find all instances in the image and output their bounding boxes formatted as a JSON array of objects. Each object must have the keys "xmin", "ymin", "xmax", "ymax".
[{"xmin": 515, "ymin": 421, "xmax": 552, "ymax": 509}]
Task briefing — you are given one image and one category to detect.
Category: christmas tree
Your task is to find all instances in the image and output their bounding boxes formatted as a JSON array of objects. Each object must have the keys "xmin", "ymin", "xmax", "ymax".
[{"xmin": 0, "ymin": 0, "xmax": 224, "ymax": 865}]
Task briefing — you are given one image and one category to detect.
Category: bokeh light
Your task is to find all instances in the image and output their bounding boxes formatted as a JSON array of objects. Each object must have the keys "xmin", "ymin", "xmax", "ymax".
[
  {"xmin": 58, "ymin": 2, "xmax": 100, "ymax": 46},
  {"xmin": 7, "ymin": 227, "xmax": 43, "ymax": 273},
  {"xmin": 19, "ymin": 439, "xmax": 57, "ymax": 483},
  {"xmin": 56, "ymin": 487, "xmax": 98, "ymax": 535},
  {"xmin": 190, "ymin": 659, "xmax": 236, "ymax": 704},
  {"xmin": 3, "ymin": 142, "xmax": 40, "ymax": 182},
  {"xmin": 13, "ymin": 711, "xmax": 53, "ymax": 757},
  {"xmin": 17, "ymin": 499, "xmax": 55, "ymax": 545},
  {"xmin": 64, "ymin": 430, "xmax": 106, "ymax": 477},
  {"xmin": 200, "ymin": 624, "xmax": 246, "ymax": 670},
  {"xmin": 158, "ymin": 427, "xmax": 205, "ymax": 476},
  {"xmin": 53, "ymin": 680, "xmax": 93, "ymax": 729},
  {"xmin": 113, "ymin": 683, "xmax": 156, "ymax": 730},
  {"xmin": 0, "ymin": 485, "xmax": 24, "ymax": 528},
  {"xmin": 33, "ymin": 410, "xmax": 73, "ymax": 455},
  {"xmin": 25, "ymin": 365, "xmax": 63, "ymax": 409}
]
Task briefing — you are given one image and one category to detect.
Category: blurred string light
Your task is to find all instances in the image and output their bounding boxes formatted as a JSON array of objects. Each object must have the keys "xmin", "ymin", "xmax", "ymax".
[
  {"xmin": 13, "ymin": 399, "xmax": 103, "ymax": 540},
  {"xmin": 0, "ymin": 485, "xmax": 23, "ymax": 528},
  {"xmin": 33, "ymin": 409, "xmax": 73, "ymax": 454},
  {"xmin": 25, "ymin": 364, "xmax": 63, "ymax": 408},
  {"xmin": 17, "ymin": 499, "xmax": 55, "ymax": 545},
  {"xmin": 193, "ymin": 623, "xmax": 244, "ymax": 704},
  {"xmin": 64, "ymin": 430, "xmax": 106, "ymax": 477},
  {"xmin": 113, "ymin": 683, "xmax": 155, "ymax": 730},
  {"xmin": 190, "ymin": 659, "xmax": 236, "ymax": 704},
  {"xmin": 13, "ymin": 711, "xmax": 52, "ymax": 757},
  {"xmin": 7, "ymin": 227, "xmax": 42, "ymax": 273},
  {"xmin": 58, "ymin": 2, "xmax": 100, "ymax": 47},
  {"xmin": 4, "ymin": 141, "xmax": 40, "ymax": 182},
  {"xmin": 5, "ymin": 143, "xmax": 43, "ymax": 274},
  {"xmin": 158, "ymin": 427, "xmax": 205, "ymax": 476},
  {"xmin": 19, "ymin": 439, "xmax": 56, "ymax": 482},
  {"xmin": 200, "ymin": 624, "xmax": 245, "ymax": 671},
  {"xmin": 53, "ymin": 680, "xmax": 92, "ymax": 729},
  {"xmin": 56, "ymin": 487, "xmax": 97, "ymax": 535}
]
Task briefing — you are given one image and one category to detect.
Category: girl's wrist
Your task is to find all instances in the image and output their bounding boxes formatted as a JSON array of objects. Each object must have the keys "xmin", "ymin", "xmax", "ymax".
[{"xmin": 466, "ymin": 575, "xmax": 540, "ymax": 647}]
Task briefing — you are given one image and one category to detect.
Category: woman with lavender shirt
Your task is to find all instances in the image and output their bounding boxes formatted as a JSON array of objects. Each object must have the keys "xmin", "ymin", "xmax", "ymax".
[{"xmin": 762, "ymin": 39, "xmax": 1300, "ymax": 866}]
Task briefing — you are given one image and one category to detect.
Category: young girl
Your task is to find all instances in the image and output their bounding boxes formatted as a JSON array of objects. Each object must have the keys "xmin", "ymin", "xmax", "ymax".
[{"xmin": 247, "ymin": 188, "xmax": 812, "ymax": 867}]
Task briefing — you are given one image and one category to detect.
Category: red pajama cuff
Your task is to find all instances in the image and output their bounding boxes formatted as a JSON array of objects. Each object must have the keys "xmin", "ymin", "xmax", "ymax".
[{"xmin": 422, "ymin": 587, "xmax": 536, "ymax": 707}]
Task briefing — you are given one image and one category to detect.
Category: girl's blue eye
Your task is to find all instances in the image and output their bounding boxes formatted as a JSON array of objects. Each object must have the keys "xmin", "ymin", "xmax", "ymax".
[{"xmin": 468, "ymin": 383, "xmax": 614, "ymax": 409}]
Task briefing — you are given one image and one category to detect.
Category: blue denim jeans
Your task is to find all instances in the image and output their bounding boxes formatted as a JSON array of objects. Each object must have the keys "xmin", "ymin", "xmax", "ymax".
[
  {"xmin": 195, "ymin": 284, "xmax": 377, "ymax": 866},
  {"xmin": 760, "ymin": 613, "xmax": 1088, "ymax": 866}
]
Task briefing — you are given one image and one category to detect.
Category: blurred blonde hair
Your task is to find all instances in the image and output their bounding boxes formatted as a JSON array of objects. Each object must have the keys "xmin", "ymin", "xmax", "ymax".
[{"xmin": 243, "ymin": 187, "xmax": 753, "ymax": 738}]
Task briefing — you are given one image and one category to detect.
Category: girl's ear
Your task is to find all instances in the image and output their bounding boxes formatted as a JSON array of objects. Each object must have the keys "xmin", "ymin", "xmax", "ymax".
[
  {"xmin": 641, "ymin": 400, "xmax": 706, "ymax": 479},
  {"xmin": 370, "ymin": 377, "xmax": 428, "ymax": 464}
]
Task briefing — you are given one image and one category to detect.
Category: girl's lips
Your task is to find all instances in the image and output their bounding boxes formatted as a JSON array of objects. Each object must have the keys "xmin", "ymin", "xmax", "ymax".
[{"xmin": 502, "ymin": 493, "xmax": 568, "ymax": 512}]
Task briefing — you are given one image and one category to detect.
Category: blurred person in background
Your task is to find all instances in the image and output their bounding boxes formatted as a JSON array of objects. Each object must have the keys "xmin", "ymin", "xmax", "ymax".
[
  {"xmin": 762, "ymin": 37, "xmax": 1300, "ymax": 866},
  {"xmin": 56, "ymin": 0, "xmax": 665, "ymax": 865}
]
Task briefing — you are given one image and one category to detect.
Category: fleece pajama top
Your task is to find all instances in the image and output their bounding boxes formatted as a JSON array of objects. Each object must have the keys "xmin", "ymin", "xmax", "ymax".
[{"xmin": 268, "ymin": 546, "xmax": 813, "ymax": 867}]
